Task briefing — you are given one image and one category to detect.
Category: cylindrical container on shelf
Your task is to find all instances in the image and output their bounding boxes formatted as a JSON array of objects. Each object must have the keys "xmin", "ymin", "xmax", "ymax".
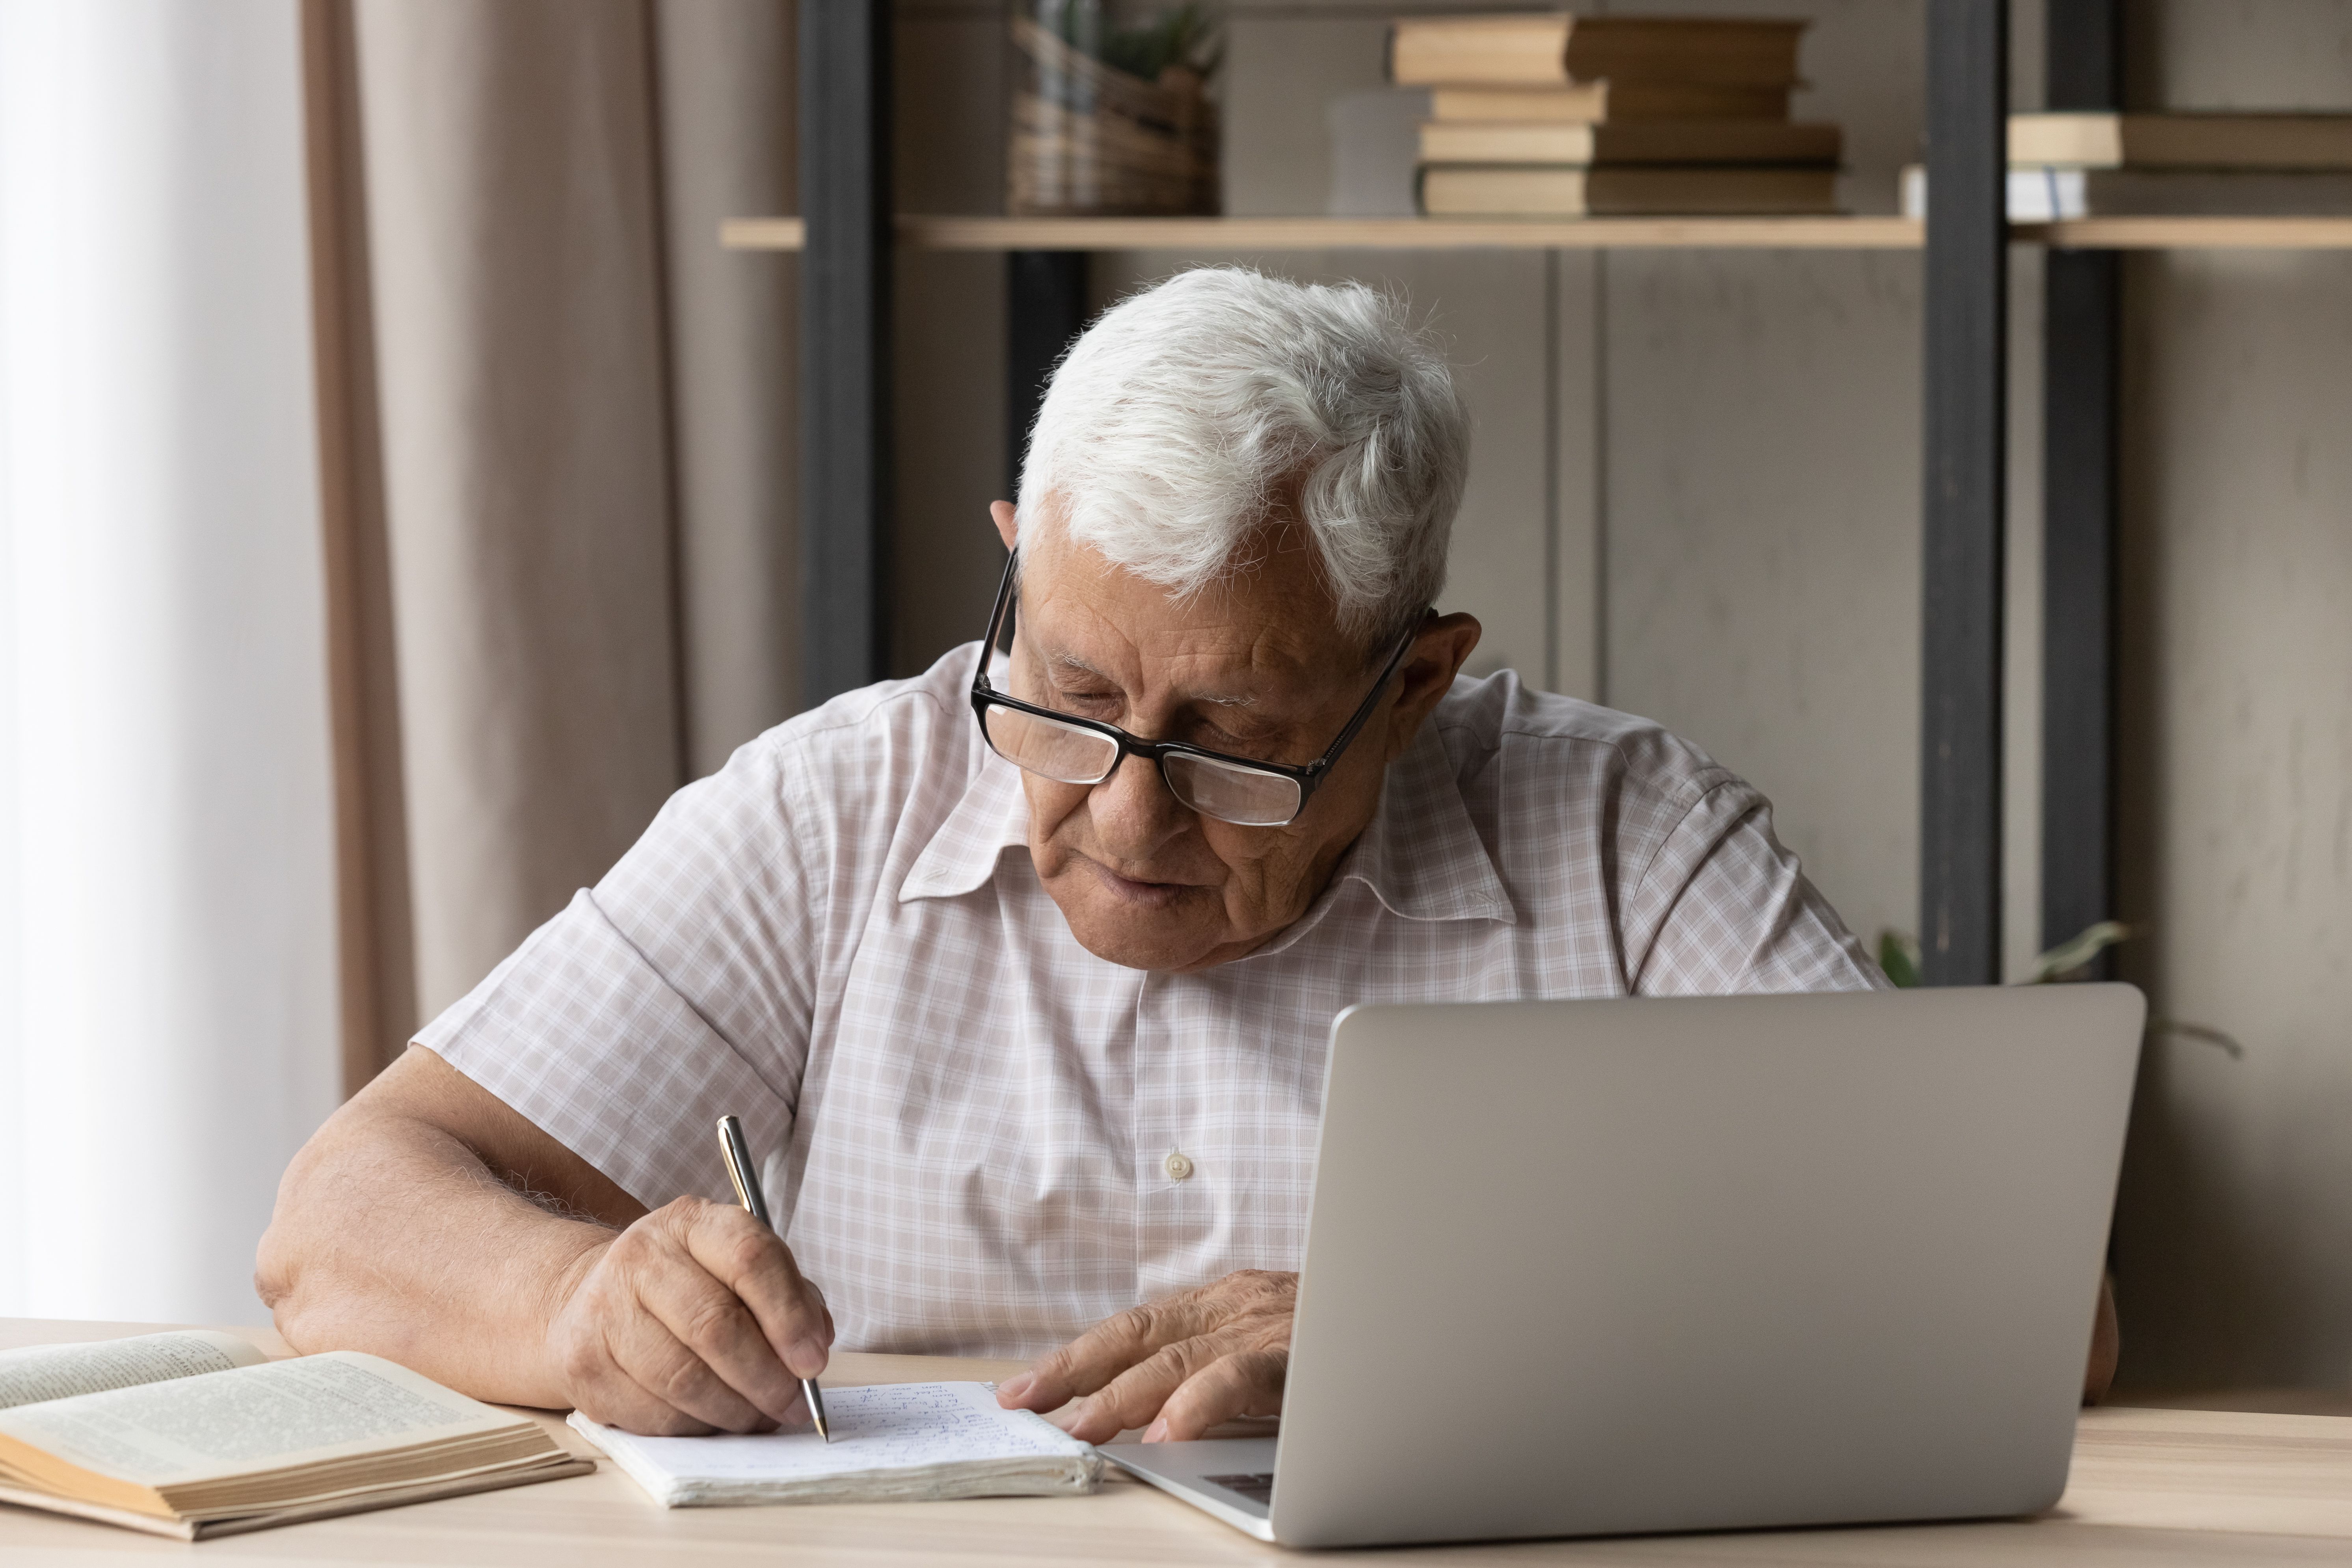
[{"xmin": 1007, "ymin": 2, "xmax": 1221, "ymax": 217}]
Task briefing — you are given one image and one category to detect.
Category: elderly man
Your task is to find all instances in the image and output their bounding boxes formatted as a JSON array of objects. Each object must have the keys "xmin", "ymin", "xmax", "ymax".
[{"xmin": 257, "ymin": 266, "xmax": 1897, "ymax": 1445}]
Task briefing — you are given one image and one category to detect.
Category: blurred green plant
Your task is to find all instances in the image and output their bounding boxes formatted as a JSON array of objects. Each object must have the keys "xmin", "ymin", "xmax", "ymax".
[
  {"xmin": 1876, "ymin": 928, "xmax": 1922, "ymax": 990},
  {"xmin": 1040, "ymin": 1, "xmax": 1221, "ymax": 83},
  {"xmin": 2025, "ymin": 919, "xmax": 2134, "ymax": 983},
  {"xmin": 1874, "ymin": 919, "xmax": 2244, "ymax": 1058},
  {"xmin": 1105, "ymin": 3, "xmax": 1221, "ymax": 80}
]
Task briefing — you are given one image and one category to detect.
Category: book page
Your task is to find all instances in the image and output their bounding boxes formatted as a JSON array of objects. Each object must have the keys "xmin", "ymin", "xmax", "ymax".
[
  {"xmin": 0, "ymin": 1351, "xmax": 526, "ymax": 1486},
  {"xmin": 575, "ymin": 1382, "xmax": 1089, "ymax": 1485},
  {"xmin": 0, "ymin": 1332, "xmax": 266, "ymax": 1412}
]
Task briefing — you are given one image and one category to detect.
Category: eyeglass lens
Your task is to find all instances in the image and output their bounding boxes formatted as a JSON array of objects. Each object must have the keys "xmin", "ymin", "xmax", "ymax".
[
  {"xmin": 981, "ymin": 702, "xmax": 1305, "ymax": 827},
  {"xmin": 1162, "ymin": 751, "xmax": 1301, "ymax": 827},
  {"xmin": 982, "ymin": 705, "xmax": 1117, "ymax": 785}
]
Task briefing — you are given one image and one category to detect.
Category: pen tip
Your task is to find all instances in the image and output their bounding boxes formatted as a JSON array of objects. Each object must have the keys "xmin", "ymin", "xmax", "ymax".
[{"xmin": 815, "ymin": 1415, "xmax": 829, "ymax": 1443}]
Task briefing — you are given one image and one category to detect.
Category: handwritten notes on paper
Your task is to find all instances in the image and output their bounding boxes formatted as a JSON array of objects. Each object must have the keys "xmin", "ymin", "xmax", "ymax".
[{"xmin": 568, "ymin": 1382, "xmax": 1102, "ymax": 1506}]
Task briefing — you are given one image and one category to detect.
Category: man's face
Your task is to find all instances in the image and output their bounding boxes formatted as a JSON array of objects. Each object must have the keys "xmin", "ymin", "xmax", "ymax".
[{"xmin": 996, "ymin": 506, "xmax": 1475, "ymax": 972}]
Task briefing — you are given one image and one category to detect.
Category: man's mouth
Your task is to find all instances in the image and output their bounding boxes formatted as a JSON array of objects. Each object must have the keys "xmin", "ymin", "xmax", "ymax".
[{"xmin": 1086, "ymin": 859, "xmax": 1198, "ymax": 910}]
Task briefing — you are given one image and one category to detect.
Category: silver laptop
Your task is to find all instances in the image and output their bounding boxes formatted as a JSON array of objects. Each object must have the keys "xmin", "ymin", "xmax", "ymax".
[{"xmin": 1104, "ymin": 986, "xmax": 2144, "ymax": 1548}]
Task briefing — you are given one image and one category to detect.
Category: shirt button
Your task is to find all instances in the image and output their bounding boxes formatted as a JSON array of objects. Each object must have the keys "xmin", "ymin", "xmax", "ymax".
[{"xmin": 1164, "ymin": 1151, "xmax": 1195, "ymax": 1182}]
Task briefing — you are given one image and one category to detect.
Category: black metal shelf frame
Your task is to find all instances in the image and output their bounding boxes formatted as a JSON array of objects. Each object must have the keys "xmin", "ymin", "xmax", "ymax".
[
  {"xmin": 800, "ymin": 0, "xmax": 894, "ymax": 701},
  {"xmin": 2040, "ymin": 0, "xmax": 2124, "ymax": 977},
  {"xmin": 800, "ymin": 1, "xmax": 2123, "ymax": 987},
  {"xmin": 1920, "ymin": 0, "xmax": 2009, "ymax": 985}
]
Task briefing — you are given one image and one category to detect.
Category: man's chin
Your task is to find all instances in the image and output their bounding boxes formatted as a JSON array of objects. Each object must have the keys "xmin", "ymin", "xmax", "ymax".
[{"xmin": 1048, "ymin": 882, "xmax": 1221, "ymax": 972}]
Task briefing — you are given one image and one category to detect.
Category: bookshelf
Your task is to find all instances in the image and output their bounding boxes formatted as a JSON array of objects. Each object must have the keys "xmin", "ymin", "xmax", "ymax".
[{"xmin": 779, "ymin": 0, "xmax": 2293, "ymax": 988}]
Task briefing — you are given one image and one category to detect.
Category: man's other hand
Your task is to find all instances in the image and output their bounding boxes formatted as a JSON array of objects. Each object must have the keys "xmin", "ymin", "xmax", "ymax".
[
  {"xmin": 549, "ymin": 1196, "xmax": 834, "ymax": 1436},
  {"xmin": 995, "ymin": 1269, "xmax": 1292, "ymax": 1442}
]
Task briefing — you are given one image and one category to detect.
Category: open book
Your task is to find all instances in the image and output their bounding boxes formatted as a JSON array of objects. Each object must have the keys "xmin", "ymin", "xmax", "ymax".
[
  {"xmin": 571, "ymin": 1381, "xmax": 1100, "ymax": 1505},
  {"xmin": 0, "ymin": 1332, "xmax": 589, "ymax": 1539}
]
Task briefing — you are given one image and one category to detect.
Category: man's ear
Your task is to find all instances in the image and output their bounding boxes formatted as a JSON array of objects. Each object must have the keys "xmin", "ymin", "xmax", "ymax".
[
  {"xmin": 990, "ymin": 500, "xmax": 1018, "ymax": 552},
  {"xmin": 1382, "ymin": 613, "xmax": 1482, "ymax": 759}
]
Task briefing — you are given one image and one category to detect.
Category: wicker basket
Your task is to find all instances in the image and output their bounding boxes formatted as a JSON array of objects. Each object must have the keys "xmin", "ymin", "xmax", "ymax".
[{"xmin": 1007, "ymin": 13, "xmax": 1218, "ymax": 217}]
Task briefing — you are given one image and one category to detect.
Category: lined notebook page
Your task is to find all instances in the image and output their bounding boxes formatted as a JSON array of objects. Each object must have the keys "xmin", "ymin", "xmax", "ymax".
[{"xmin": 570, "ymin": 1382, "xmax": 1100, "ymax": 1505}]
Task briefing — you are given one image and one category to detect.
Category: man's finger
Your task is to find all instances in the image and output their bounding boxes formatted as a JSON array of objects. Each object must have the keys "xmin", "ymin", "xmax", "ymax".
[
  {"xmin": 600, "ymin": 1307, "xmax": 776, "ymax": 1433},
  {"xmin": 1150, "ymin": 1346, "xmax": 1287, "ymax": 1442},
  {"xmin": 631, "ymin": 1242, "xmax": 809, "ymax": 1427},
  {"xmin": 1049, "ymin": 1334, "xmax": 1230, "ymax": 1443},
  {"xmin": 1000, "ymin": 1295, "xmax": 1220, "ymax": 1413},
  {"xmin": 569, "ymin": 1350, "xmax": 734, "ymax": 1438},
  {"xmin": 683, "ymin": 1202, "xmax": 832, "ymax": 1380}
]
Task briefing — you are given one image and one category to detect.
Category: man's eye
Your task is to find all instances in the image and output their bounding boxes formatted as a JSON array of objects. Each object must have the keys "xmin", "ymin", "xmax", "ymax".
[{"xmin": 1195, "ymin": 720, "xmax": 1267, "ymax": 755}]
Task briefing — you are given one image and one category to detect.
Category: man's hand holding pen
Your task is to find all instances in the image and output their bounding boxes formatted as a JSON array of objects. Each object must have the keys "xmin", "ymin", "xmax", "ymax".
[{"xmin": 543, "ymin": 1195, "xmax": 833, "ymax": 1438}]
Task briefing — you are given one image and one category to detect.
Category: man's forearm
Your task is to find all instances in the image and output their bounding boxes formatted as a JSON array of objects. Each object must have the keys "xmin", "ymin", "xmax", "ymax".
[
  {"xmin": 259, "ymin": 1046, "xmax": 830, "ymax": 1436},
  {"xmin": 255, "ymin": 1105, "xmax": 617, "ymax": 1407}
]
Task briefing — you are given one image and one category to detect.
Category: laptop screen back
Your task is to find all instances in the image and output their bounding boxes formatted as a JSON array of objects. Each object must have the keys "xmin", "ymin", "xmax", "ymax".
[{"xmin": 1269, "ymin": 986, "xmax": 2143, "ymax": 1548}]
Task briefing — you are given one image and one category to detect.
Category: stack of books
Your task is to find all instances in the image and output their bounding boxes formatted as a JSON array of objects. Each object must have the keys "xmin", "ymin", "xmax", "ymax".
[
  {"xmin": 1388, "ymin": 13, "xmax": 1842, "ymax": 217},
  {"xmin": 1902, "ymin": 113, "xmax": 2352, "ymax": 219}
]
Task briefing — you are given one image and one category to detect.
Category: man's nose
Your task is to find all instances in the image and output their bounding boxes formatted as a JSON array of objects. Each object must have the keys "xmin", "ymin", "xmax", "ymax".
[{"xmin": 1087, "ymin": 751, "xmax": 1190, "ymax": 862}]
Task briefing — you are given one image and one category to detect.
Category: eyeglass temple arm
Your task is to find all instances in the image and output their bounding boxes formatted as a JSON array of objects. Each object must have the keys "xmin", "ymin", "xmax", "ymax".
[
  {"xmin": 1303, "ymin": 618, "xmax": 1428, "ymax": 781},
  {"xmin": 974, "ymin": 551, "xmax": 1022, "ymax": 690}
]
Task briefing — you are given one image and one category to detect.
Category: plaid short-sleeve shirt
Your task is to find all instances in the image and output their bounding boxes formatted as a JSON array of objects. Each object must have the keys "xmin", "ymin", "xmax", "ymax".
[{"xmin": 420, "ymin": 647, "xmax": 1883, "ymax": 1357}]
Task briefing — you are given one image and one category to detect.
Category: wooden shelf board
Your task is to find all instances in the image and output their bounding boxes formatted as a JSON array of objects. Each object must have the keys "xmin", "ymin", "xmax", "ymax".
[
  {"xmin": 724, "ymin": 217, "xmax": 805, "ymax": 249},
  {"xmin": 900, "ymin": 214, "xmax": 1923, "ymax": 251},
  {"xmin": 724, "ymin": 214, "xmax": 1919, "ymax": 252},
  {"xmin": 722, "ymin": 214, "xmax": 2352, "ymax": 254},
  {"xmin": 2019, "ymin": 215, "xmax": 2352, "ymax": 249}
]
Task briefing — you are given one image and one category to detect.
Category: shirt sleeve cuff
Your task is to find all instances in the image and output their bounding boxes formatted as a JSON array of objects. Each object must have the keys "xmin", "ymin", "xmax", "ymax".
[{"xmin": 415, "ymin": 888, "xmax": 794, "ymax": 1213}]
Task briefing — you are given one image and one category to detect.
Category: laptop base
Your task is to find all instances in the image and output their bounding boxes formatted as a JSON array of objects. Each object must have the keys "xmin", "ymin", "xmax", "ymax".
[{"xmin": 1099, "ymin": 1438, "xmax": 1278, "ymax": 1542}]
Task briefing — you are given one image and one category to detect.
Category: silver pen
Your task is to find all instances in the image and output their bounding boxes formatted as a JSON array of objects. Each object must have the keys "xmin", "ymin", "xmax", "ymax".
[{"xmin": 716, "ymin": 1114, "xmax": 829, "ymax": 1442}]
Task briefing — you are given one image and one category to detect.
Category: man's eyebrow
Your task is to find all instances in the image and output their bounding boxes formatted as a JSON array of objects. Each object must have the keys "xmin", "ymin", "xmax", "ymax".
[
  {"xmin": 1047, "ymin": 649, "xmax": 1115, "ymax": 683},
  {"xmin": 1045, "ymin": 648, "xmax": 1258, "ymax": 708}
]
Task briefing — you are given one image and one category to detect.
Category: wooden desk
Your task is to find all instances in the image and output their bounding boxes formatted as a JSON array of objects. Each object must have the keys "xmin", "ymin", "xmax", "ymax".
[{"xmin": 6, "ymin": 1319, "xmax": 2352, "ymax": 1565}]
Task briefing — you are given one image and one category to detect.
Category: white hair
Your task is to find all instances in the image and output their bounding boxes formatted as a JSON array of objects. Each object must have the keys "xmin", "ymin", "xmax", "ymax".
[{"xmin": 1016, "ymin": 266, "xmax": 1469, "ymax": 653}]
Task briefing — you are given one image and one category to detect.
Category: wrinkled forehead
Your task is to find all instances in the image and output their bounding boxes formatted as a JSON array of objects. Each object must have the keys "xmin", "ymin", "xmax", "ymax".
[{"xmin": 1013, "ymin": 524, "xmax": 1357, "ymax": 698}]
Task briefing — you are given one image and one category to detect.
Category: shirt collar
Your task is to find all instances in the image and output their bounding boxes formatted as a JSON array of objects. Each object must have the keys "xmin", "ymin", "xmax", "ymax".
[
  {"xmin": 1330, "ymin": 718, "xmax": 1517, "ymax": 926},
  {"xmin": 899, "ymin": 745, "xmax": 1031, "ymax": 902},
  {"xmin": 899, "ymin": 713, "xmax": 1515, "ymax": 928}
]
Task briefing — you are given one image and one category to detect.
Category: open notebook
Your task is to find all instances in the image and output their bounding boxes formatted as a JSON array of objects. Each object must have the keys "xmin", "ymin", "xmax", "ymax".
[
  {"xmin": 0, "ymin": 1332, "xmax": 588, "ymax": 1539},
  {"xmin": 571, "ymin": 1381, "xmax": 1100, "ymax": 1505}
]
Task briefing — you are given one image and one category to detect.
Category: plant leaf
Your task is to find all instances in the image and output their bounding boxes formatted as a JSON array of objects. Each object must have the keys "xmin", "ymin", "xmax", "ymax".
[
  {"xmin": 2150, "ymin": 1019, "xmax": 2246, "ymax": 1060},
  {"xmin": 2028, "ymin": 920, "xmax": 2135, "ymax": 984},
  {"xmin": 1876, "ymin": 928, "xmax": 1921, "ymax": 989}
]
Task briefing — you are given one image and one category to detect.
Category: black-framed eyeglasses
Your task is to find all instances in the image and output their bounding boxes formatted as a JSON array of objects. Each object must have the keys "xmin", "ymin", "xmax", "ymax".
[{"xmin": 969, "ymin": 552, "xmax": 1423, "ymax": 828}]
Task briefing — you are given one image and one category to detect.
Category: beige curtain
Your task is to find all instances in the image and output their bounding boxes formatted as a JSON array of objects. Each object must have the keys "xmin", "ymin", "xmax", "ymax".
[{"xmin": 306, "ymin": 0, "xmax": 798, "ymax": 1086}]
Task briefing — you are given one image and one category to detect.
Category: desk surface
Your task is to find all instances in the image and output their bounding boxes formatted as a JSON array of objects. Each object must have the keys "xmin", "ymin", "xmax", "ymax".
[{"xmin": 6, "ymin": 1318, "xmax": 2352, "ymax": 1565}]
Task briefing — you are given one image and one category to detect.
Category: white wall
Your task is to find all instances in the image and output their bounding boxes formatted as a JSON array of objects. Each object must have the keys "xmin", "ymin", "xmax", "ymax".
[
  {"xmin": 0, "ymin": 0, "xmax": 341, "ymax": 1323},
  {"xmin": 2108, "ymin": 0, "xmax": 2352, "ymax": 1392}
]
